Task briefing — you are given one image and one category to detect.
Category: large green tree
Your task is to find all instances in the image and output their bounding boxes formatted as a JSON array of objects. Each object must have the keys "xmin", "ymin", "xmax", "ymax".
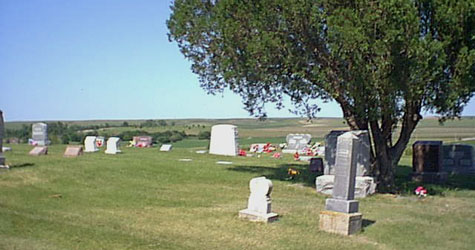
[{"xmin": 167, "ymin": 0, "xmax": 475, "ymax": 191}]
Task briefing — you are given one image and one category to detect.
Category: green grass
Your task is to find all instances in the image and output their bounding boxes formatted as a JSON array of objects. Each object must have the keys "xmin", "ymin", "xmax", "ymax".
[{"xmin": 1, "ymin": 143, "xmax": 474, "ymax": 249}]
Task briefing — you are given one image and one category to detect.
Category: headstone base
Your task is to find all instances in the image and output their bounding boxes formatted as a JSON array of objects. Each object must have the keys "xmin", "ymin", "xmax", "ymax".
[
  {"xmin": 316, "ymin": 175, "xmax": 376, "ymax": 198},
  {"xmin": 325, "ymin": 198, "xmax": 359, "ymax": 213},
  {"xmin": 319, "ymin": 210, "xmax": 362, "ymax": 235},
  {"xmin": 282, "ymin": 149, "xmax": 297, "ymax": 154},
  {"xmin": 411, "ymin": 172, "xmax": 448, "ymax": 183},
  {"xmin": 238, "ymin": 209, "xmax": 278, "ymax": 223}
]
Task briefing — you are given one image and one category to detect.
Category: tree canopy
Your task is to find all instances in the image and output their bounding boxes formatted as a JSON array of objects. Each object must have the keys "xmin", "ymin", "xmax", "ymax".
[{"xmin": 168, "ymin": 0, "xmax": 475, "ymax": 191}]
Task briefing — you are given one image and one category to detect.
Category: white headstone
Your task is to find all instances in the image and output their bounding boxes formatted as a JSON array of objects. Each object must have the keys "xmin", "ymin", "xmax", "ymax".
[
  {"xmin": 209, "ymin": 124, "xmax": 239, "ymax": 156},
  {"xmin": 160, "ymin": 144, "xmax": 172, "ymax": 151},
  {"xmin": 84, "ymin": 136, "xmax": 99, "ymax": 152},
  {"xmin": 239, "ymin": 177, "xmax": 278, "ymax": 222},
  {"xmin": 32, "ymin": 123, "xmax": 50, "ymax": 146},
  {"xmin": 282, "ymin": 134, "xmax": 312, "ymax": 153},
  {"xmin": 105, "ymin": 137, "xmax": 121, "ymax": 154}
]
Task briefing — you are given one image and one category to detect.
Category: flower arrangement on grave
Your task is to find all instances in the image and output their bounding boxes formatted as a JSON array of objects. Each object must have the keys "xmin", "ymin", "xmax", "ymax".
[
  {"xmin": 293, "ymin": 152, "xmax": 300, "ymax": 161},
  {"xmin": 415, "ymin": 186, "xmax": 427, "ymax": 197},
  {"xmin": 272, "ymin": 153, "xmax": 281, "ymax": 158},
  {"xmin": 238, "ymin": 149, "xmax": 247, "ymax": 156},
  {"xmin": 287, "ymin": 168, "xmax": 300, "ymax": 179}
]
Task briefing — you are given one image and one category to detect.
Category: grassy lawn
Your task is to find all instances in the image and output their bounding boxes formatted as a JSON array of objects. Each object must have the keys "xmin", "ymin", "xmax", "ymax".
[{"xmin": 1, "ymin": 142, "xmax": 474, "ymax": 249}]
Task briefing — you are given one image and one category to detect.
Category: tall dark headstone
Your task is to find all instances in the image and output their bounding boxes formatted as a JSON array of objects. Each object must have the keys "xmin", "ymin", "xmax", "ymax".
[
  {"xmin": 412, "ymin": 141, "xmax": 447, "ymax": 182},
  {"xmin": 442, "ymin": 144, "xmax": 475, "ymax": 174},
  {"xmin": 319, "ymin": 131, "xmax": 363, "ymax": 235},
  {"xmin": 0, "ymin": 110, "xmax": 5, "ymax": 167}
]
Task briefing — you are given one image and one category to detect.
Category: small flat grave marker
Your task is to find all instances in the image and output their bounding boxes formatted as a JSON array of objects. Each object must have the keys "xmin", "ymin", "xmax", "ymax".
[
  {"xmin": 29, "ymin": 146, "xmax": 48, "ymax": 156},
  {"xmin": 216, "ymin": 161, "xmax": 233, "ymax": 165},
  {"xmin": 160, "ymin": 144, "xmax": 172, "ymax": 151},
  {"xmin": 64, "ymin": 146, "xmax": 83, "ymax": 157}
]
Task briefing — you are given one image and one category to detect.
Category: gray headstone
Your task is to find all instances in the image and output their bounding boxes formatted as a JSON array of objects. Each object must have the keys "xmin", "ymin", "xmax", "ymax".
[
  {"xmin": 324, "ymin": 130, "xmax": 370, "ymax": 176},
  {"xmin": 325, "ymin": 131, "xmax": 362, "ymax": 214},
  {"xmin": 32, "ymin": 123, "xmax": 49, "ymax": 146},
  {"xmin": 285, "ymin": 134, "xmax": 312, "ymax": 151},
  {"xmin": 0, "ymin": 110, "xmax": 5, "ymax": 166},
  {"xmin": 442, "ymin": 144, "xmax": 475, "ymax": 174}
]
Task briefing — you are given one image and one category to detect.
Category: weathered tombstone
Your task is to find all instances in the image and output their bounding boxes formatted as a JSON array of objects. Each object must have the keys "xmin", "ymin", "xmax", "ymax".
[
  {"xmin": 84, "ymin": 136, "xmax": 99, "ymax": 152},
  {"xmin": 133, "ymin": 136, "xmax": 153, "ymax": 147},
  {"xmin": 64, "ymin": 146, "xmax": 83, "ymax": 157},
  {"xmin": 442, "ymin": 144, "xmax": 475, "ymax": 174},
  {"xmin": 309, "ymin": 158, "xmax": 324, "ymax": 173},
  {"xmin": 95, "ymin": 136, "xmax": 105, "ymax": 147},
  {"xmin": 412, "ymin": 141, "xmax": 447, "ymax": 182},
  {"xmin": 319, "ymin": 132, "xmax": 363, "ymax": 235},
  {"xmin": 29, "ymin": 146, "xmax": 48, "ymax": 156},
  {"xmin": 0, "ymin": 110, "xmax": 5, "ymax": 167},
  {"xmin": 31, "ymin": 123, "xmax": 50, "ymax": 146},
  {"xmin": 282, "ymin": 134, "xmax": 312, "ymax": 153},
  {"xmin": 160, "ymin": 144, "xmax": 172, "ymax": 152},
  {"xmin": 316, "ymin": 130, "xmax": 375, "ymax": 198},
  {"xmin": 105, "ymin": 137, "xmax": 121, "ymax": 154},
  {"xmin": 209, "ymin": 124, "xmax": 239, "ymax": 156},
  {"xmin": 239, "ymin": 177, "xmax": 278, "ymax": 223}
]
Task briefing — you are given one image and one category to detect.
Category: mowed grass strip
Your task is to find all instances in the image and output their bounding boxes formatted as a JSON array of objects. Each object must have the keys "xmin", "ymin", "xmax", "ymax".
[{"xmin": 1, "ymin": 144, "xmax": 475, "ymax": 249}]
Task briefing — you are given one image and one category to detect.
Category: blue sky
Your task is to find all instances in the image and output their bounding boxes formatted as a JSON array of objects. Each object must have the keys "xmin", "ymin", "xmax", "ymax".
[{"xmin": 0, "ymin": 0, "xmax": 473, "ymax": 122}]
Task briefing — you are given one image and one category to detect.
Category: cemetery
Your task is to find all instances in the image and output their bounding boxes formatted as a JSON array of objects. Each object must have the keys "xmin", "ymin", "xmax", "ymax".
[{"xmin": 0, "ymin": 117, "xmax": 474, "ymax": 249}]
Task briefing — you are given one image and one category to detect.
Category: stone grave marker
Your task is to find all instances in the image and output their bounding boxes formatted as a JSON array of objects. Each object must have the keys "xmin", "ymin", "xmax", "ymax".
[
  {"xmin": 309, "ymin": 158, "xmax": 324, "ymax": 173},
  {"xmin": 31, "ymin": 123, "xmax": 49, "ymax": 146},
  {"xmin": 64, "ymin": 146, "xmax": 83, "ymax": 157},
  {"xmin": 160, "ymin": 144, "xmax": 172, "ymax": 152},
  {"xmin": 442, "ymin": 144, "xmax": 475, "ymax": 174},
  {"xmin": 412, "ymin": 141, "xmax": 447, "ymax": 182},
  {"xmin": 133, "ymin": 136, "xmax": 153, "ymax": 147},
  {"xmin": 282, "ymin": 134, "xmax": 312, "ymax": 154},
  {"xmin": 239, "ymin": 177, "xmax": 278, "ymax": 223},
  {"xmin": 0, "ymin": 110, "xmax": 5, "ymax": 167},
  {"xmin": 84, "ymin": 136, "xmax": 99, "ymax": 152},
  {"xmin": 29, "ymin": 146, "xmax": 48, "ymax": 156},
  {"xmin": 316, "ymin": 130, "xmax": 375, "ymax": 198},
  {"xmin": 95, "ymin": 136, "xmax": 105, "ymax": 147},
  {"xmin": 209, "ymin": 124, "xmax": 239, "ymax": 156},
  {"xmin": 105, "ymin": 137, "xmax": 121, "ymax": 154},
  {"xmin": 320, "ymin": 131, "xmax": 362, "ymax": 235}
]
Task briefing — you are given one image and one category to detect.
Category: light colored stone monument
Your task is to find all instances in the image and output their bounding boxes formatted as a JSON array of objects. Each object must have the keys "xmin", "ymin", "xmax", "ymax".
[
  {"xmin": 320, "ymin": 132, "xmax": 363, "ymax": 235},
  {"xmin": 105, "ymin": 137, "xmax": 121, "ymax": 154},
  {"xmin": 160, "ymin": 144, "xmax": 172, "ymax": 152},
  {"xmin": 239, "ymin": 177, "xmax": 278, "ymax": 223},
  {"xmin": 209, "ymin": 124, "xmax": 239, "ymax": 156},
  {"xmin": 84, "ymin": 136, "xmax": 99, "ymax": 152},
  {"xmin": 64, "ymin": 146, "xmax": 83, "ymax": 157},
  {"xmin": 31, "ymin": 122, "xmax": 50, "ymax": 146},
  {"xmin": 96, "ymin": 136, "xmax": 105, "ymax": 147},
  {"xmin": 316, "ymin": 130, "xmax": 376, "ymax": 198},
  {"xmin": 29, "ymin": 146, "xmax": 48, "ymax": 156},
  {"xmin": 0, "ymin": 110, "xmax": 6, "ymax": 168},
  {"xmin": 282, "ymin": 134, "xmax": 312, "ymax": 154}
]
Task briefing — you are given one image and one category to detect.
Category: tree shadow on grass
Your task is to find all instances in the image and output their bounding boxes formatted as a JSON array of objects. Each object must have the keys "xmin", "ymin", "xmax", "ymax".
[
  {"xmin": 395, "ymin": 165, "xmax": 475, "ymax": 195},
  {"xmin": 362, "ymin": 219, "xmax": 376, "ymax": 230},
  {"xmin": 8, "ymin": 163, "xmax": 35, "ymax": 169},
  {"xmin": 227, "ymin": 163, "xmax": 322, "ymax": 188}
]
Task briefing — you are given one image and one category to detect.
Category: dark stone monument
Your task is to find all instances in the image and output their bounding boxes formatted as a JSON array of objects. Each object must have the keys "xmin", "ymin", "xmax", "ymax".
[
  {"xmin": 323, "ymin": 130, "xmax": 348, "ymax": 175},
  {"xmin": 309, "ymin": 158, "xmax": 323, "ymax": 173},
  {"xmin": 412, "ymin": 141, "xmax": 447, "ymax": 182},
  {"xmin": 442, "ymin": 144, "xmax": 475, "ymax": 174},
  {"xmin": 319, "ymin": 131, "xmax": 362, "ymax": 235},
  {"xmin": 0, "ymin": 110, "xmax": 5, "ymax": 167}
]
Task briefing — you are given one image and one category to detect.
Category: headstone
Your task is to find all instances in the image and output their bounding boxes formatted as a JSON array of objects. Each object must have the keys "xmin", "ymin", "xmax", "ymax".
[
  {"xmin": 133, "ymin": 136, "xmax": 153, "ymax": 147},
  {"xmin": 31, "ymin": 123, "xmax": 50, "ymax": 146},
  {"xmin": 95, "ymin": 136, "xmax": 105, "ymax": 147},
  {"xmin": 239, "ymin": 177, "xmax": 278, "ymax": 223},
  {"xmin": 320, "ymin": 131, "xmax": 362, "ymax": 235},
  {"xmin": 216, "ymin": 161, "xmax": 233, "ymax": 165},
  {"xmin": 316, "ymin": 130, "xmax": 375, "ymax": 198},
  {"xmin": 0, "ymin": 110, "xmax": 5, "ymax": 167},
  {"xmin": 309, "ymin": 158, "xmax": 324, "ymax": 173},
  {"xmin": 105, "ymin": 137, "xmax": 121, "ymax": 154},
  {"xmin": 84, "ymin": 136, "xmax": 99, "ymax": 152},
  {"xmin": 64, "ymin": 146, "xmax": 83, "ymax": 157},
  {"xmin": 29, "ymin": 146, "xmax": 48, "ymax": 156},
  {"xmin": 412, "ymin": 141, "xmax": 447, "ymax": 182},
  {"xmin": 282, "ymin": 134, "xmax": 312, "ymax": 154},
  {"xmin": 209, "ymin": 124, "xmax": 239, "ymax": 156},
  {"xmin": 160, "ymin": 144, "xmax": 172, "ymax": 151},
  {"xmin": 442, "ymin": 144, "xmax": 475, "ymax": 174}
]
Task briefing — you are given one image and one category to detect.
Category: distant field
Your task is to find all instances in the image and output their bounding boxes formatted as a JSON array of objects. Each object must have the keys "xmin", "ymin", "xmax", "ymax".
[{"xmin": 6, "ymin": 117, "xmax": 475, "ymax": 144}]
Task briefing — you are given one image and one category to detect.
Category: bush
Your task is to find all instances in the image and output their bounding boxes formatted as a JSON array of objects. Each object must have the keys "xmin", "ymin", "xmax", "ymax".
[{"xmin": 198, "ymin": 131, "xmax": 211, "ymax": 140}]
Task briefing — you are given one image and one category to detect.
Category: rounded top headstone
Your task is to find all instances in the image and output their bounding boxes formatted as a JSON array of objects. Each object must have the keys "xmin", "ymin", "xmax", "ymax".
[{"xmin": 249, "ymin": 177, "xmax": 273, "ymax": 196}]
